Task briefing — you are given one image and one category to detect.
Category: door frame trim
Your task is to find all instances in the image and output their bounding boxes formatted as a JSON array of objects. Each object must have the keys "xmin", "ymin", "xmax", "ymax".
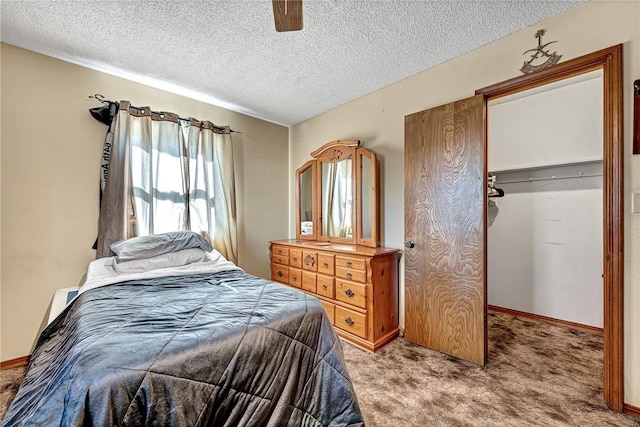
[{"xmin": 476, "ymin": 44, "xmax": 624, "ymax": 411}]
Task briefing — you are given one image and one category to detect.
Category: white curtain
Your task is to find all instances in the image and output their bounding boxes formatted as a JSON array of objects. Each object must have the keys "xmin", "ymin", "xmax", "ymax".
[
  {"xmin": 184, "ymin": 119, "xmax": 237, "ymax": 263},
  {"xmin": 131, "ymin": 110, "xmax": 187, "ymax": 236},
  {"xmin": 96, "ymin": 101, "xmax": 237, "ymax": 263}
]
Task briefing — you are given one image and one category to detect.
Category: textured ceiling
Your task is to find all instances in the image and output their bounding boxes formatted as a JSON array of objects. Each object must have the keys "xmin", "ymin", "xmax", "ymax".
[{"xmin": 1, "ymin": 0, "xmax": 585, "ymax": 126}]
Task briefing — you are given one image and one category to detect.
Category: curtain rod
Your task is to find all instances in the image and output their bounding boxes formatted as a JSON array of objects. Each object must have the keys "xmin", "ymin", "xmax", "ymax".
[{"xmin": 89, "ymin": 94, "xmax": 239, "ymax": 134}]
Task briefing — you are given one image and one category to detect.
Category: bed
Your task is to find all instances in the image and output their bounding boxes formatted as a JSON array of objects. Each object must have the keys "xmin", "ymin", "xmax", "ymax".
[{"xmin": 1, "ymin": 232, "xmax": 364, "ymax": 426}]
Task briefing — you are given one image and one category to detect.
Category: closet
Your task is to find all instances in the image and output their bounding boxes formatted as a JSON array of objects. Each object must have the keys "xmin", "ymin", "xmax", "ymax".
[
  {"xmin": 487, "ymin": 70, "xmax": 604, "ymax": 329},
  {"xmin": 403, "ymin": 45, "xmax": 623, "ymax": 409}
]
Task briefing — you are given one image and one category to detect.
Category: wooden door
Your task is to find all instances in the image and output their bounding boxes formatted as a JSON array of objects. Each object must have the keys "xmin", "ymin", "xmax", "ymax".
[{"xmin": 404, "ymin": 95, "xmax": 487, "ymax": 365}]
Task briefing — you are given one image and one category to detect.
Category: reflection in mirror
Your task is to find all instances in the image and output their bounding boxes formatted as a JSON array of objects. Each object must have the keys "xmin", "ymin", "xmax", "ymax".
[
  {"xmin": 299, "ymin": 166, "xmax": 314, "ymax": 235},
  {"xmin": 361, "ymin": 154, "xmax": 372, "ymax": 239},
  {"xmin": 322, "ymin": 159, "xmax": 353, "ymax": 238}
]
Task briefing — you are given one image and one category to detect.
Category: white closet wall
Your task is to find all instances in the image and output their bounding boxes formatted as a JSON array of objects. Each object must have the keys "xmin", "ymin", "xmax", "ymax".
[
  {"xmin": 487, "ymin": 71, "xmax": 604, "ymax": 328},
  {"xmin": 489, "ymin": 72, "xmax": 603, "ymax": 171}
]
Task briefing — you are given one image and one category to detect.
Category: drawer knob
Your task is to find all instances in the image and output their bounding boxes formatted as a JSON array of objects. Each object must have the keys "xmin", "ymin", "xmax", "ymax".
[
  {"xmin": 345, "ymin": 317, "xmax": 355, "ymax": 326},
  {"xmin": 277, "ymin": 271, "xmax": 283, "ymax": 277},
  {"xmin": 323, "ymin": 262, "xmax": 329, "ymax": 268},
  {"xmin": 345, "ymin": 289, "xmax": 355, "ymax": 298},
  {"xmin": 293, "ymin": 277, "xmax": 297, "ymax": 282},
  {"xmin": 346, "ymin": 261, "xmax": 353, "ymax": 268},
  {"xmin": 322, "ymin": 284, "xmax": 328, "ymax": 290},
  {"xmin": 304, "ymin": 255, "xmax": 315, "ymax": 267},
  {"xmin": 293, "ymin": 257, "xmax": 298, "ymax": 262},
  {"xmin": 346, "ymin": 273, "xmax": 352, "ymax": 280}
]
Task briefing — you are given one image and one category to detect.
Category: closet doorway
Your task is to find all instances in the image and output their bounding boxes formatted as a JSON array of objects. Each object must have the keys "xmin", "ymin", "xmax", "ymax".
[
  {"xmin": 477, "ymin": 45, "xmax": 623, "ymax": 410},
  {"xmin": 486, "ymin": 70, "xmax": 604, "ymax": 332},
  {"xmin": 404, "ymin": 45, "xmax": 623, "ymax": 410}
]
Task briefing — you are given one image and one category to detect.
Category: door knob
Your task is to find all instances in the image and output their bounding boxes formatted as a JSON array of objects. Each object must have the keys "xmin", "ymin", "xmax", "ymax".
[{"xmin": 405, "ymin": 241, "xmax": 415, "ymax": 248}]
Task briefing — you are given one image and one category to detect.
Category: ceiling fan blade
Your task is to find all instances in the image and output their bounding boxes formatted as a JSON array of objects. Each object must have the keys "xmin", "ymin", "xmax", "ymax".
[{"xmin": 272, "ymin": 0, "xmax": 303, "ymax": 32}]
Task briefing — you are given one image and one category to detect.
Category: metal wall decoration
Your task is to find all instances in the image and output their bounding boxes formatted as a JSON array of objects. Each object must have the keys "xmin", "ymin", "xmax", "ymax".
[
  {"xmin": 520, "ymin": 29, "xmax": 562, "ymax": 74},
  {"xmin": 634, "ymin": 79, "xmax": 640, "ymax": 154}
]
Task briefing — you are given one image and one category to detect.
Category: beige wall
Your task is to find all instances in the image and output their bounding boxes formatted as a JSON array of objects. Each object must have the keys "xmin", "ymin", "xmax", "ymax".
[
  {"xmin": 0, "ymin": 44, "xmax": 289, "ymax": 361},
  {"xmin": 290, "ymin": 1, "xmax": 640, "ymax": 406}
]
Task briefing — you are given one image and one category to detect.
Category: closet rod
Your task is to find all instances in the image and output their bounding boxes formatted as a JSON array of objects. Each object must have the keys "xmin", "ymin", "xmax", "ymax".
[{"xmin": 497, "ymin": 172, "xmax": 602, "ymax": 185}]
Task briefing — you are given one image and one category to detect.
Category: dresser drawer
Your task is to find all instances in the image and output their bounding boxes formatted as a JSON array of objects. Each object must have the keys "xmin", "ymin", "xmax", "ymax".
[
  {"xmin": 269, "ymin": 240, "xmax": 400, "ymax": 353},
  {"xmin": 302, "ymin": 271, "xmax": 317, "ymax": 293},
  {"xmin": 302, "ymin": 251, "xmax": 318, "ymax": 271},
  {"xmin": 272, "ymin": 245, "xmax": 289, "ymax": 257},
  {"xmin": 336, "ymin": 266, "xmax": 366, "ymax": 283},
  {"xmin": 271, "ymin": 264, "xmax": 289, "ymax": 283},
  {"xmin": 272, "ymin": 254, "xmax": 289, "ymax": 266},
  {"xmin": 290, "ymin": 249, "xmax": 302, "ymax": 268},
  {"xmin": 289, "ymin": 268, "xmax": 302, "ymax": 288},
  {"xmin": 335, "ymin": 306, "xmax": 367, "ymax": 339},
  {"xmin": 316, "ymin": 274, "xmax": 335, "ymax": 299},
  {"xmin": 335, "ymin": 280, "xmax": 367, "ymax": 309},
  {"xmin": 335, "ymin": 256, "xmax": 367, "ymax": 271},
  {"xmin": 317, "ymin": 253, "xmax": 335, "ymax": 275},
  {"xmin": 320, "ymin": 300, "xmax": 335, "ymax": 324}
]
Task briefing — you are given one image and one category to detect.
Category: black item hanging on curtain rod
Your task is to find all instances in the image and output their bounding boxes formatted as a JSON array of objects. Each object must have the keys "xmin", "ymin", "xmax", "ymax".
[
  {"xmin": 89, "ymin": 94, "xmax": 118, "ymax": 125},
  {"xmin": 88, "ymin": 94, "xmax": 119, "ymax": 250},
  {"xmin": 88, "ymin": 94, "xmax": 239, "ymax": 134}
]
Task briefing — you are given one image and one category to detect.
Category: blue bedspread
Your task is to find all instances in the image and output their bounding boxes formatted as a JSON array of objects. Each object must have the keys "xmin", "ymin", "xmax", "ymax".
[{"xmin": 2, "ymin": 270, "xmax": 363, "ymax": 426}]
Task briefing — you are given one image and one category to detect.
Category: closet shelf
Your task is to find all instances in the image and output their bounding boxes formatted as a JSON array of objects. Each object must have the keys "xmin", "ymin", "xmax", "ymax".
[
  {"xmin": 489, "ymin": 159, "xmax": 603, "ymax": 175},
  {"xmin": 490, "ymin": 160, "xmax": 603, "ymax": 185}
]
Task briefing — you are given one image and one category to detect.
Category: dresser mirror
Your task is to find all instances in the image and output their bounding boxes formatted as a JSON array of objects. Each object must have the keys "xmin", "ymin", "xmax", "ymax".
[
  {"xmin": 356, "ymin": 147, "xmax": 378, "ymax": 247},
  {"xmin": 295, "ymin": 160, "xmax": 316, "ymax": 240},
  {"xmin": 296, "ymin": 140, "xmax": 379, "ymax": 247}
]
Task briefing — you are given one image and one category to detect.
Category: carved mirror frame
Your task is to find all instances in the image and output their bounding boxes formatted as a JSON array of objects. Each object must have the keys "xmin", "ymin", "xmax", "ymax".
[{"xmin": 295, "ymin": 139, "xmax": 380, "ymax": 247}]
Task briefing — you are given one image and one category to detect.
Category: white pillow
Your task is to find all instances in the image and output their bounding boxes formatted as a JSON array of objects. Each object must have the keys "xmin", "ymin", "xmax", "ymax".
[{"xmin": 112, "ymin": 248, "xmax": 207, "ymax": 274}]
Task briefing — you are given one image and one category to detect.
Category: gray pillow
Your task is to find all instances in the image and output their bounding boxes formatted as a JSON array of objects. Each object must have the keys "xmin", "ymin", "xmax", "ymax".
[
  {"xmin": 109, "ymin": 231, "xmax": 213, "ymax": 262},
  {"xmin": 112, "ymin": 248, "xmax": 207, "ymax": 273}
]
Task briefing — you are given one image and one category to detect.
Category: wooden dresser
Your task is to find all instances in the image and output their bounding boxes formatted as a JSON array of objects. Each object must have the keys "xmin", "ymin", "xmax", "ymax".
[{"xmin": 270, "ymin": 239, "xmax": 400, "ymax": 352}]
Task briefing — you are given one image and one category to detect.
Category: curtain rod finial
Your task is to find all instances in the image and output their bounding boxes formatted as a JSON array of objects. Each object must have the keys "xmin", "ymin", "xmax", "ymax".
[{"xmin": 89, "ymin": 94, "xmax": 110, "ymax": 105}]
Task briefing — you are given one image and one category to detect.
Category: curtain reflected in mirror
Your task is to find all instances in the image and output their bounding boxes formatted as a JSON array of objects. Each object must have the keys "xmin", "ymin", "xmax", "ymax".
[
  {"xmin": 299, "ymin": 166, "xmax": 314, "ymax": 235},
  {"xmin": 322, "ymin": 159, "xmax": 353, "ymax": 238}
]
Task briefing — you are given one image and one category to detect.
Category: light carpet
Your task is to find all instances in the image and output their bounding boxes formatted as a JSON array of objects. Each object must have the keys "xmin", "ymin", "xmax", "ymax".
[{"xmin": 1, "ymin": 312, "xmax": 639, "ymax": 426}]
